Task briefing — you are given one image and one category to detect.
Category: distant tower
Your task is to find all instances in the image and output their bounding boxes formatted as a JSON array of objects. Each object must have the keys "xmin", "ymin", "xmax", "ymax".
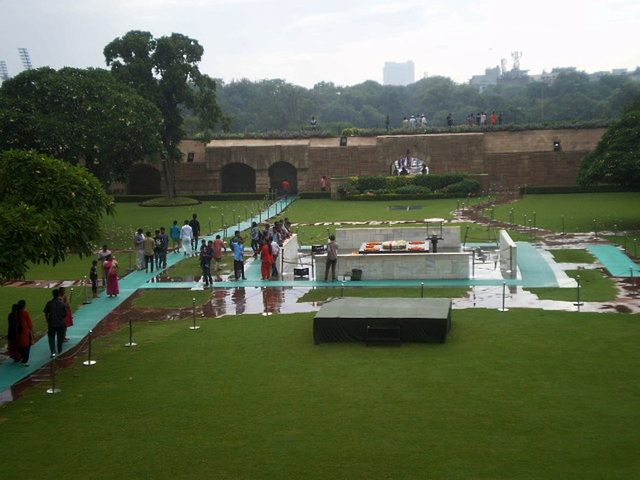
[
  {"xmin": 383, "ymin": 61, "xmax": 415, "ymax": 86},
  {"xmin": 18, "ymin": 47, "xmax": 33, "ymax": 70},
  {"xmin": 0, "ymin": 60, "xmax": 9, "ymax": 81},
  {"xmin": 511, "ymin": 51, "xmax": 522, "ymax": 71}
]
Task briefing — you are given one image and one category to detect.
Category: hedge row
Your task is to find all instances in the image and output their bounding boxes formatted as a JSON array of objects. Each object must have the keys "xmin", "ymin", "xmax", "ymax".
[{"xmin": 520, "ymin": 185, "xmax": 640, "ymax": 195}]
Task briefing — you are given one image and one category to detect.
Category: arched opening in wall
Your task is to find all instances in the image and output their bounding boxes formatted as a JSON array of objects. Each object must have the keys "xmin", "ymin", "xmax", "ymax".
[
  {"xmin": 390, "ymin": 152, "xmax": 428, "ymax": 176},
  {"xmin": 221, "ymin": 163, "xmax": 256, "ymax": 193},
  {"xmin": 128, "ymin": 163, "xmax": 162, "ymax": 194},
  {"xmin": 269, "ymin": 161, "xmax": 298, "ymax": 194}
]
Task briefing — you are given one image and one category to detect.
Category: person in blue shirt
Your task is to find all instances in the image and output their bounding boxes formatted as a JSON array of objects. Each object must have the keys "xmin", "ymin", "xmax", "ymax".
[
  {"xmin": 232, "ymin": 237, "xmax": 246, "ymax": 281},
  {"xmin": 170, "ymin": 220, "xmax": 181, "ymax": 253}
]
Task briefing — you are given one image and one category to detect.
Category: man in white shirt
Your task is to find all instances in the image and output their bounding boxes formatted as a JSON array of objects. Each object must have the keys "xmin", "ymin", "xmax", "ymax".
[
  {"xmin": 270, "ymin": 236, "xmax": 280, "ymax": 277},
  {"xmin": 180, "ymin": 220, "xmax": 194, "ymax": 257}
]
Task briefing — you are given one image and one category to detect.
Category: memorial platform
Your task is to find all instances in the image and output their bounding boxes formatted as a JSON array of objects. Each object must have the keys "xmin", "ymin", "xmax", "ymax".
[{"xmin": 313, "ymin": 297, "xmax": 452, "ymax": 345}]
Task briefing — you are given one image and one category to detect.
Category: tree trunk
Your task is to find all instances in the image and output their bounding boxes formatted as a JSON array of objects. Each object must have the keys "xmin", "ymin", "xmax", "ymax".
[{"xmin": 163, "ymin": 158, "xmax": 177, "ymax": 199}]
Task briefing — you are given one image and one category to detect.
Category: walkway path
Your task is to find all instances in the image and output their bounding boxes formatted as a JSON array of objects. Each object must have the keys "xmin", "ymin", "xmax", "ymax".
[{"xmin": 0, "ymin": 196, "xmax": 297, "ymax": 394}]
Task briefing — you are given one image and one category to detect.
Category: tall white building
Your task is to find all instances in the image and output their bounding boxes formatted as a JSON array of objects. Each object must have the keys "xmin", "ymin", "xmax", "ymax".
[{"xmin": 383, "ymin": 61, "xmax": 415, "ymax": 86}]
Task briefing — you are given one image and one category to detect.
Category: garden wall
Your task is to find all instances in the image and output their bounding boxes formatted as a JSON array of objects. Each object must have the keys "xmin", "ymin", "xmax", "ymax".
[{"xmin": 157, "ymin": 128, "xmax": 607, "ymax": 195}]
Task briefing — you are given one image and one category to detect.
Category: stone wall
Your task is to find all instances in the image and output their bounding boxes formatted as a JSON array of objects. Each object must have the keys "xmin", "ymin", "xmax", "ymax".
[{"xmin": 158, "ymin": 128, "xmax": 606, "ymax": 195}]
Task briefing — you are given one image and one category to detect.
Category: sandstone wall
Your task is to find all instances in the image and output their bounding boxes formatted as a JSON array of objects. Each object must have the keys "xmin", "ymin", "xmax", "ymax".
[{"xmin": 158, "ymin": 128, "xmax": 607, "ymax": 195}]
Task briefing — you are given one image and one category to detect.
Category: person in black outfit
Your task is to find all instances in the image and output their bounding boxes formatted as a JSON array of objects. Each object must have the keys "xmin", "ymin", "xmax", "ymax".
[
  {"xmin": 189, "ymin": 214, "xmax": 201, "ymax": 251},
  {"xmin": 43, "ymin": 289, "xmax": 68, "ymax": 357}
]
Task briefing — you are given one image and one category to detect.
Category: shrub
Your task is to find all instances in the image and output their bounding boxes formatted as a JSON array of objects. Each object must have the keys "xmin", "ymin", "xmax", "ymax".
[
  {"xmin": 395, "ymin": 185, "xmax": 432, "ymax": 195},
  {"xmin": 444, "ymin": 179, "xmax": 481, "ymax": 194}
]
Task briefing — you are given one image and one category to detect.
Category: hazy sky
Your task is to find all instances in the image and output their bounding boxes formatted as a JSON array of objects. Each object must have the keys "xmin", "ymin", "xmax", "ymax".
[{"xmin": 1, "ymin": 0, "xmax": 638, "ymax": 88}]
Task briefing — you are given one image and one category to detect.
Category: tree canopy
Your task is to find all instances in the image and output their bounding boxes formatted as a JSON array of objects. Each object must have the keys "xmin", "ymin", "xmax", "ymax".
[
  {"xmin": 578, "ymin": 97, "xmax": 640, "ymax": 187},
  {"xmin": 0, "ymin": 150, "xmax": 115, "ymax": 280},
  {"xmin": 212, "ymin": 71, "xmax": 640, "ymax": 134},
  {"xmin": 0, "ymin": 67, "xmax": 165, "ymax": 184},
  {"xmin": 104, "ymin": 30, "xmax": 228, "ymax": 197}
]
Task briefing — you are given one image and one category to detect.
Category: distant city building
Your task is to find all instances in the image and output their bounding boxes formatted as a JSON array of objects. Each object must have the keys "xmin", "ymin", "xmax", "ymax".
[{"xmin": 383, "ymin": 61, "xmax": 415, "ymax": 86}]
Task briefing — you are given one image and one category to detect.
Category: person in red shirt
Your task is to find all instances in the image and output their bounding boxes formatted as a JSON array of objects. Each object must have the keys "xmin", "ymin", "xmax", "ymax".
[
  {"xmin": 281, "ymin": 180, "xmax": 291, "ymax": 199},
  {"xmin": 260, "ymin": 237, "xmax": 274, "ymax": 280},
  {"xmin": 16, "ymin": 300, "xmax": 34, "ymax": 366}
]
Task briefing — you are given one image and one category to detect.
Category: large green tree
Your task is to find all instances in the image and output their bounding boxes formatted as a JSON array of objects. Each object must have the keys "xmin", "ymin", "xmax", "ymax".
[
  {"xmin": 0, "ymin": 150, "xmax": 114, "ymax": 280},
  {"xmin": 104, "ymin": 30, "xmax": 228, "ymax": 198},
  {"xmin": 578, "ymin": 97, "xmax": 640, "ymax": 187},
  {"xmin": 0, "ymin": 67, "xmax": 165, "ymax": 185}
]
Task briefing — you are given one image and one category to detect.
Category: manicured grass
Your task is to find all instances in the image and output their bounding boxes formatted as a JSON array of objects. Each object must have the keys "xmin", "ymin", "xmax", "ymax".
[
  {"xmin": 286, "ymin": 198, "xmax": 460, "ymax": 223},
  {"xmin": 494, "ymin": 192, "xmax": 640, "ymax": 233},
  {"xmin": 298, "ymin": 286, "xmax": 469, "ymax": 302},
  {"xmin": 548, "ymin": 249, "xmax": 596, "ymax": 264},
  {"xmin": 528, "ymin": 269, "xmax": 618, "ymax": 302},
  {"xmin": 101, "ymin": 200, "xmax": 263, "ymax": 250},
  {"xmin": 2, "ymin": 309, "xmax": 640, "ymax": 479},
  {"xmin": 132, "ymin": 288, "xmax": 214, "ymax": 309}
]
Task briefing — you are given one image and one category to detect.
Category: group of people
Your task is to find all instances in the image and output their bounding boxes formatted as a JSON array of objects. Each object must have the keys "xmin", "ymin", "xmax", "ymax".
[
  {"xmin": 225, "ymin": 218, "xmax": 293, "ymax": 282},
  {"xmin": 465, "ymin": 111, "xmax": 503, "ymax": 127},
  {"xmin": 402, "ymin": 114, "xmax": 428, "ymax": 129},
  {"xmin": 7, "ymin": 286, "xmax": 75, "ymax": 364}
]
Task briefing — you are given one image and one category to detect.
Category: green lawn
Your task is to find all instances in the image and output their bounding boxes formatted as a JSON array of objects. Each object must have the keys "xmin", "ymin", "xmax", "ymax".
[
  {"xmin": 493, "ymin": 192, "xmax": 640, "ymax": 233},
  {"xmin": 3, "ymin": 309, "xmax": 640, "ymax": 479},
  {"xmin": 101, "ymin": 200, "xmax": 263, "ymax": 250},
  {"xmin": 528, "ymin": 269, "xmax": 618, "ymax": 302},
  {"xmin": 548, "ymin": 248, "xmax": 596, "ymax": 264}
]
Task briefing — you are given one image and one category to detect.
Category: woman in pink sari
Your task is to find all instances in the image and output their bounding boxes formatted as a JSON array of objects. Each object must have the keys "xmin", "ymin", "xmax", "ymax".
[{"xmin": 103, "ymin": 254, "xmax": 120, "ymax": 297}]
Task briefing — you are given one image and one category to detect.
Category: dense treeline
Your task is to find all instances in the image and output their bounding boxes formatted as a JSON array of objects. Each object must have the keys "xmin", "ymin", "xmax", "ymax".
[{"xmin": 208, "ymin": 71, "xmax": 640, "ymax": 135}]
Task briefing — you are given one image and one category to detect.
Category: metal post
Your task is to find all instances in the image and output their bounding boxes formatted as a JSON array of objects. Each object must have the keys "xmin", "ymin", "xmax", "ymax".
[
  {"xmin": 574, "ymin": 274, "xmax": 583, "ymax": 311},
  {"xmin": 190, "ymin": 297, "xmax": 200, "ymax": 330},
  {"xmin": 221, "ymin": 213, "xmax": 224, "ymax": 230},
  {"xmin": 125, "ymin": 318, "xmax": 137, "ymax": 347},
  {"xmin": 421, "ymin": 282, "xmax": 424, "ymax": 298},
  {"xmin": 341, "ymin": 283, "xmax": 344, "ymax": 298},
  {"xmin": 631, "ymin": 267, "xmax": 638, "ymax": 296},
  {"xmin": 83, "ymin": 329, "xmax": 97, "ymax": 366},
  {"xmin": 498, "ymin": 282, "xmax": 509, "ymax": 312},
  {"xmin": 46, "ymin": 356, "xmax": 61, "ymax": 394},
  {"xmin": 561, "ymin": 215, "xmax": 565, "ymax": 235}
]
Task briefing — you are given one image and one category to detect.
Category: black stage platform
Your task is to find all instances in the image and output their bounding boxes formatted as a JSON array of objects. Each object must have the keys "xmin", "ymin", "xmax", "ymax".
[{"xmin": 313, "ymin": 297, "xmax": 452, "ymax": 344}]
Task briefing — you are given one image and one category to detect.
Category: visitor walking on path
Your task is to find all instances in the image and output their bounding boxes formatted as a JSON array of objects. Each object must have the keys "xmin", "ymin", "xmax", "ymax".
[
  {"xmin": 59, "ymin": 286, "xmax": 73, "ymax": 342},
  {"xmin": 260, "ymin": 237, "xmax": 274, "ymax": 280},
  {"xmin": 170, "ymin": 220, "xmax": 181, "ymax": 253},
  {"xmin": 233, "ymin": 237, "xmax": 246, "ymax": 280},
  {"xmin": 143, "ymin": 231, "xmax": 155, "ymax": 273},
  {"xmin": 180, "ymin": 220, "xmax": 194, "ymax": 257},
  {"xmin": 103, "ymin": 254, "xmax": 120, "ymax": 297},
  {"xmin": 324, "ymin": 235, "xmax": 339, "ymax": 282},
  {"xmin": 15, "ymin": 300, "xmax": 34, "ymax": 366},
  {"xmin": 134, "ymin": 229, "xmax": 145, "ymax": 270},
  {"xmin": 97, "ymin": 244, "xmax": 111, "ymax": 286},
  {"xmin": 7, "ymin": 303, "xmax": 21, "ymax": 362},
  {"xmin": 43, "ymin": 289, "xmax": 68, "ymax": 357},
  {"xmin": 189, "ymin": 214, "xmax": 201, "ymax": 251},
  {"xmin": 212, "ymin": 235, "xmax": 225, "ymax": 274}
]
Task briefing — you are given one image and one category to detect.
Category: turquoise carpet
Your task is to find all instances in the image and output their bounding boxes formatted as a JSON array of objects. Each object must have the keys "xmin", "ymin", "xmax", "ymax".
[{"xmin": 587, "ymin": 245, "xmax": 640, "ymax": 277}]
